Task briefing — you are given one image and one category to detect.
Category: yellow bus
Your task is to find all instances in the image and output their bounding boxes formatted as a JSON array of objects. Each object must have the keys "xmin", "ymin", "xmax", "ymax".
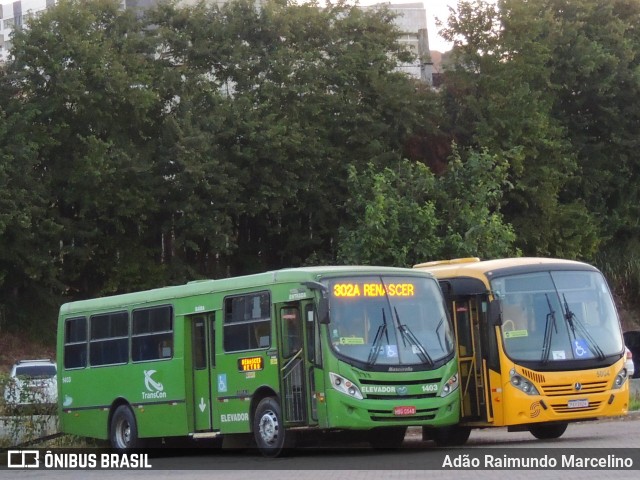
[{"xmin": 413, "ymin": 257, "xmax": 629, "ymax": 445}]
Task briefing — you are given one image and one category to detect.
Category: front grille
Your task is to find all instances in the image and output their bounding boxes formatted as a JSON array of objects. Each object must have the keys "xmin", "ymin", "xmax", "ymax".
[
  {"xmin": 541, "ymin": 381, "xmax": 608, "ymax": 396},
  {"xmin": 359, "ymin": 378, "xmax": 442, "ymax": 385},
  {"xmin": 365, "ymin": 393, "xmax": 437, "ymax": 400}
]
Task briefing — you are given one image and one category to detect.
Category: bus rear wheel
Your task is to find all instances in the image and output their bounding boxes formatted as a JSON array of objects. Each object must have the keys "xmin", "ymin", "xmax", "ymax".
[
  {"xmin": 110, "ymin": 405, "xmax": 144, "ymax": 450},
  {"xmin": 529, "ymin": 423, "xmax": 568, "ymax": 440},
  {"xmin": 253, "ymin": 397, "xmax": 292, "ymax": 457}
]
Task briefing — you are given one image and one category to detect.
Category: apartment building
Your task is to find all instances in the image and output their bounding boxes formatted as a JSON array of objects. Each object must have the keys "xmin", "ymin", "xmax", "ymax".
[{"xmin": 1, "ymin": 0, "xmax": 53, "ymax": 60}]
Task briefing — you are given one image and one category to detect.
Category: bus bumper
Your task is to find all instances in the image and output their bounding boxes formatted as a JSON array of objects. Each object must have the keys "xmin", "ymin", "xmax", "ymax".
[
  {"xmin": 325, "ymin": 389, "xmax": 460, "ymax": 430},
  {"xmin": 503, "ymin": 386, "xmax": 629, "ymax": 426}
]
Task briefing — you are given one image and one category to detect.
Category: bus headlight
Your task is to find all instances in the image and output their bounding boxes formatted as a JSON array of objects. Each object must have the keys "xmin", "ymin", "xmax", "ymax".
[
  {"xmin": 509, "ymin": 369, "xmax": 539, "ymax": 396},
  {"xmin": 612, "ymin": 367, "xmax": 628, "ymax": 390},
  {"xmin": 329, "ymin": 372, "xmax": 363, "ymax": 400},
  {"xmin": 440, "ymin": 373, "xmax": 459, "ymax": 397}
]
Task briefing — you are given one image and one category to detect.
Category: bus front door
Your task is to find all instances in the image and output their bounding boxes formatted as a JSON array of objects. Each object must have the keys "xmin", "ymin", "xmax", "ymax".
[
  {"xmin": 452, "ymin": 298, "xmax": 486, "ymax": 421},
  {"xmin": 190, "ymin": 313, "xmax": 216, "ymax": 432},
  {"xmin": 277, "ymin": 302, "xmax": 310, "ymax": 426}
]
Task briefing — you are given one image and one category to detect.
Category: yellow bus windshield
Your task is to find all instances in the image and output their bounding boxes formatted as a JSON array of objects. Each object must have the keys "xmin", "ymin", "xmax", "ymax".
[{"xmin": 491, "ymin": 270, "xmax": 623, "ymax": 362}]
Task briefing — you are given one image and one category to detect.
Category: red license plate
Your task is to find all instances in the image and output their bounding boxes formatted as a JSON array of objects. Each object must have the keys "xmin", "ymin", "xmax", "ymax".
[{"xmin": 394, "ymin": 406, "xmax": 416, "ymax": 416}]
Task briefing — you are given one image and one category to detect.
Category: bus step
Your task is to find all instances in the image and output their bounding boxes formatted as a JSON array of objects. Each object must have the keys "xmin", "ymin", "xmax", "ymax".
[{"xmin": 191, "ymin": 431, "xmax": 221, "ymax": 439}]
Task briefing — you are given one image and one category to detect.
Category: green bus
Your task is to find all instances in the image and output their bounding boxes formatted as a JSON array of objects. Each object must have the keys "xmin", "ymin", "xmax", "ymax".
[{"xmin": 57, "ymin": 266, "xmax": 459, "ymax": 456}]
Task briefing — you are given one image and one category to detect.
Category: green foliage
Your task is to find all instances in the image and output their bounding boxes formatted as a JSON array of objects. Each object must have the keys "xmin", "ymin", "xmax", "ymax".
[
  {"xmin": 434, "ymin": 146, "xmax": 518, "ymax": 259},
  {"xmin": 1, "ymin": 0, "xmax": 639, "ymax": 335},
  {"xmin": 337, "ymin": 147, "xmax": 518, "ymax": 266},
  {"xmin": 438, "ymin": 0, "xmax": 603, "ymax": 259},
  {"xmin": 0, "ymin": 0, "xmax": 436, "ymax": 331},
  {"xmin": 337, "ymin": 160, "xmax": 442, "ymax": 266}
]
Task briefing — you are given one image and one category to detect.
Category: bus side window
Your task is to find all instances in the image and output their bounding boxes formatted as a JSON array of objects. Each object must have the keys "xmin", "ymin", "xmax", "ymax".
[
  {"xmin": 223, "ymin": 291, "xmax": 271, "ymax": 352},
  {"xmin": 131, "ymin": 306, "xmax": 173, "ymax": 362}
]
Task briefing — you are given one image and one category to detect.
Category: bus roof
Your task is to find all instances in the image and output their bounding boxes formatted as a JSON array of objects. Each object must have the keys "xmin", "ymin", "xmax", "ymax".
[
  {"xmin": 59, "ymin": 265, "xmax": 434, "ymax": 315},
  {"xmin": 414, "ymin": 257, "xmax": 597, "ymax": 278}
]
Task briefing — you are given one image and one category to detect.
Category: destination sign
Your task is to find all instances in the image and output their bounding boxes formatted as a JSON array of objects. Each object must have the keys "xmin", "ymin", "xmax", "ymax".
[
  {"xmin": 332, "ymin": 283, "xmax": 415, "ymax": 298},
  {"xmin": 237, "ymin": 356, "xmax": 264, "ymax": 372}
]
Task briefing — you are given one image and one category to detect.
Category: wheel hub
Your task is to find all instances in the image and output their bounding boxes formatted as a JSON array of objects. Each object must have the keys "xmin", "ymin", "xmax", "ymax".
[{"xmin": 258, "ymin": 410, "xmax": 279, "ymax": 445}]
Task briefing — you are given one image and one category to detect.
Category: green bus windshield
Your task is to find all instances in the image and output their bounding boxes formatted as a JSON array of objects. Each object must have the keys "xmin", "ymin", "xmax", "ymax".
[{"xmin": 327, "ymin": 275, "xmax": 454, "ymax": 367}]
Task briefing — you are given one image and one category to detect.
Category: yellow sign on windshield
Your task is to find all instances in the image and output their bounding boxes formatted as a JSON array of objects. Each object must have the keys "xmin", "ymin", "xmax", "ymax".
[{"xmin": 333, "ymin": 283, "xmax": 415, "ymax": 298}]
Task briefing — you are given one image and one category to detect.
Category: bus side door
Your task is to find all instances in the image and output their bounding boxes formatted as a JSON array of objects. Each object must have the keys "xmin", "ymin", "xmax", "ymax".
[
  {"xmin": 190, "ymin": 312, "xmax": 216, "ymax": 432},
  {"xmin": 452, "ymin": 297, "xmax": 486, "ymax": 421},
  {"xmin": 303, "ymin": 301, "xmax": 327, "ymax": 427},
  {"xmin": 277, "ymin": 302, "xmax": 308, "ymax": 425}
]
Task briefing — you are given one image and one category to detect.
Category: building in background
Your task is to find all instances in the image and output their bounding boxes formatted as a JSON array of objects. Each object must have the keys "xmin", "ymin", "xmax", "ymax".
[
  {"xmin": 1, "ymin": 0, "xmax": 53, "ymax": 60},
  {"xmin": 1, "ymin": 0, "xmax": 432, "ymax": 84},
  {"xmin": 362, "ymin": 2, "xmax": 433, "ymax": 84}
]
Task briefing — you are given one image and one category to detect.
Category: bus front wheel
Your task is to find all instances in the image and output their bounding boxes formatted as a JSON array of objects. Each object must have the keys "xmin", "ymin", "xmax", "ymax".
[
  {"xmin": 110, "ymin": 405, "xmax": 144, "ymax": 450},
  {"xmin": 253, "ymin": 397, "xmax": 292, "ymax": 457},
  {"xmin": 529, "ymin": 423, "xmax": 568, "ymax": 440}
]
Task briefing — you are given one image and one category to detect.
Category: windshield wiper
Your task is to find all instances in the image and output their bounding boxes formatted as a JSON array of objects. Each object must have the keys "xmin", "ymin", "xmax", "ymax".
[
  {"xmin": 435, "ymin": 317, "xmax": 445, "ymax": 352},
  {"xmin": 394, "ymin": 307, "xmax": 434, "ymax": 366},
  {"xmin": 367, "ymin": 308, "xmax": 389, "ymax": 366},
  {"xmin": 541, "ymin": 294, "xmax": 558, "ymax": 364},
  {"xmin": 561, "ymin": 294, "xmax": 605, "ymax": 360}
]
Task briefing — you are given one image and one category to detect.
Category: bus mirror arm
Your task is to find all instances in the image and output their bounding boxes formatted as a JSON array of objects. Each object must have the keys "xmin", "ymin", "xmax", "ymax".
[
  {"xmin": 488, "ymin": 299, "xmax": 502, "ymax": 326},
  {"xmin": 302, "ymin": 281, "xmax": 330, "ymax": 324}
]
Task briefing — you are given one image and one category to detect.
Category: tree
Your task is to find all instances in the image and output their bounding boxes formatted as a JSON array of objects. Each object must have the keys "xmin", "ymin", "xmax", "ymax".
[
  {"xmin": 337, "ymin": 147, "xmax": 517, "ymax": 266},
  {"xmin": 146, "ymin": 0, "xmax": 438, "ymax": 273},
  {"xmin": 5, "ymin": 0, "xmax": 168, "ymax": 299},
  {"xmin": 438, "ymin": 0, "xmax": 601, "ymax": 258},
  {"xmin": 1, "ymin": 0, "xmax": 445, "ymax": 333}
]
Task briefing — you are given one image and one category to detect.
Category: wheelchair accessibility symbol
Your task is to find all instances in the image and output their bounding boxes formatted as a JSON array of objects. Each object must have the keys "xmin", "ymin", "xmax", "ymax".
[
  {"xmin": 572, "ymin": 339, "xmax": 591, "ymax": 358},
  {"xmin": 218, "ymin": 374, "xmax": 227, "ymax": 393}
]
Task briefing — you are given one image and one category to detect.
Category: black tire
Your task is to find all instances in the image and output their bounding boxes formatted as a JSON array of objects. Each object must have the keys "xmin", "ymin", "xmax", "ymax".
[
  {"xmin": 110, "ymin": 405, "xmax": 145, "ymax": 450},
  {"xmin": 426, "ymin": 425, "xmax": 471, "ymax": 446},
  {"xmin": 253, "ymin": 397, "xmax": 292, "ymax": 457},
  {"xmin": 369, "ymin": 426, "xmax": 407, "ymax": 449},
  {"xmin": 529, "ymin": 423, "xmax": 568, "ymax": 440}
]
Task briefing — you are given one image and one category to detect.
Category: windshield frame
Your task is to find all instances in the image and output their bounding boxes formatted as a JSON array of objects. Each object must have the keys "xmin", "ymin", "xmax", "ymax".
[
  {"xmin": 490, "ymin": 267, "xmax": 624, "ymax": 371},
  {"xmin": 324, "ymin": 274, "xmax": 455, "ymax": 372}
]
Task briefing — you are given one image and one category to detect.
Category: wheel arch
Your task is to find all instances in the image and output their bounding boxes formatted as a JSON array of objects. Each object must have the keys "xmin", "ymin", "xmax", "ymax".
[
  {"xmin": 108, "ymin": 398, "xmax": 134, "ymax": 438},
  {"xmin": 249, "ymin": 386, "xmax": 279, "ymax": 432}
]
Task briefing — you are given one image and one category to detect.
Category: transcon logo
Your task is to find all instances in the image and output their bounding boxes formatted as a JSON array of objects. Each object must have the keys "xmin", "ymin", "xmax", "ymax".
[{"xmin": 142, "ymin": 370, "xmax": 167, "ymax": 400}]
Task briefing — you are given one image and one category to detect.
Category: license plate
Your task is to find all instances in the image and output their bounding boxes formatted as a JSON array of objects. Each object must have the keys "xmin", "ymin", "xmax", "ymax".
[
  {"xmin": 567, "ymin": 399, "xmax": 589, "ymax": 408},
  {"xmin": 394, "ymin": 406, "xmax": 416, "ymax": 416}
]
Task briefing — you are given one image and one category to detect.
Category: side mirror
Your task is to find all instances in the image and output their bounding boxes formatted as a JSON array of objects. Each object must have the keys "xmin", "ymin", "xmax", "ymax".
[
  {"xmin": 318, "ymin": 297, "xmax": 329, "ymax": 324},
  {"xmin": 488, "ymin": 299, "xmax": 502, "ymax": 326}
]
